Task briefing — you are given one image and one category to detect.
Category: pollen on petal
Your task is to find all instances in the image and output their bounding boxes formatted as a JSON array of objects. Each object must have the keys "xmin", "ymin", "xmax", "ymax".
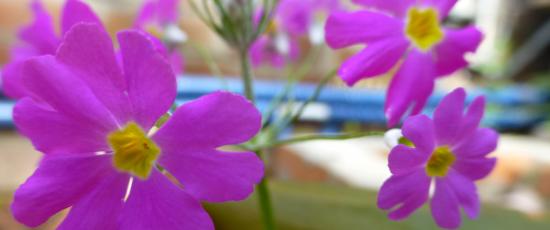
[
  {"xmin": 108, "ymin": 122, "xmax": 160, "ymax": 179},
  {"xmin": 405, "ymin": 7, "xmax": 443, "ymax": 51},
  {"xmin": 426, "ymin": 146, "xmax": 456, "ymax": 177}
]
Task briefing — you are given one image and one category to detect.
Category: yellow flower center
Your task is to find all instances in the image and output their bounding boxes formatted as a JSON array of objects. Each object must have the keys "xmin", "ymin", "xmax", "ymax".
[
  {"xmin": 426, "ymin": 146, "xmax": 456, "ymax": 177},
  {"xmin": 405, "ymin": 7, "xmax": 443, "ymax": 51},
  {"xmin": 108, "ymin": 122, "xmax": 160, "ymax": 179}
]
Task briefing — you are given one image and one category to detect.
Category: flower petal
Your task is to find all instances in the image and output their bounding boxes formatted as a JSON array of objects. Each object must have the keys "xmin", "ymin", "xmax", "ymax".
[
  {"xmin": 1, "ymin": 61, "xmax": 28, "ymax": 99},
  {"xmin": 338, "ymin": 37, "xmax": 408, "ymax": 86},
  {"xmin": 118, "ymin": 30, "xmax": 177, "ymax": 130},
  {"xmin": 435, "ymin": 27, "xmax": 483, "ymax": 77},
  {"xmin": 388, "ymin": 145, "xmax": 430, "ymax": 175},
  {"xmin": 455, "ymin": 96, "xmax": 485, "ymax": 143},
  {"xmin": 433, "ymin": 88, "xmax": 466, "ymax": 146},
  {"xmin": 137, "ymin": 0, "xmax": 179, "ymax": 26},
  {"xmin": 378, "ymin": 169, "xmax": 431, "ymax": 220},
  {"xmin": 169, "ymin": 51, "xmax": 185, "ymax": 75},
  {"xmin": 431, "ymin": 171, "xmax": 480, "ymax": 229},
  {"xmin": 58, "ymin": 173, "xmax": 129, "ymax": 230},
  {"xmin": 13, "ymin": 98, "xmax": 111, "ymax": 154},
  {"xmin": 277, "ymin": 0, "xmax": 312, "ymax": 35},
  {"xmin": 385, "ymin": 50, "xmax": 436, "ymax": 127},
  {"xmin": 153, "ymin": 91, "xmax": 261, "ymax": 148},
  {"xmin": 159, "ymin": 148, "xmax": 263, "ymax": 202},
  {"xmin": 453, "ymin": 128, "xmax": 499, "ymax": 158},
  {"xmin": 401, "ymin": 114, "xmax": 436, "ymax": 153},
  {"xmin": 453, "ymin": 157, "xmax": 496, "ymax": 181},
  {"xmin": 119, "ymin": 170, "xmax": 214, "ymax": 230},
  {"xmin": 21, "ymin": 56, "xmax": 118, "ymax": 132},
  {"xmin": 61, "ymin": 0, "xmax": 103, "ymax": 34},
  {"xmin": 446, "ymin": 171, "xmax": 481, "ymax": 219},
  {"xmin": 430, "ymin": 177, "xmax": 461, "ymax": 229},
  {"xmin": 250, "ymin": 35, "xmax": 300, "ymax": 68},
  {"xmin": 325, "ymin": 10, "xmax": 403, "ymax": 49},
  {"xmin": 57, "ymin": 23, "xmax": 132, "ymax": 125},
  {"xmin": 18, "ymin": 0, "xmax": 59, "ymax": 56},
  {"xmin": 352, "ymin": 0, "xmax": 416, "ymax": 18},
  {"xmin": 11, "ymin": 154, "xmax": 113, "ymax": 227}
]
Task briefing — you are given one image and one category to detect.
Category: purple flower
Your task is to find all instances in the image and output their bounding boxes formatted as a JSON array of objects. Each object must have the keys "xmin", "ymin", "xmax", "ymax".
[
  {"xmin": 378, "ymin": 88, "xmax": 498, "ymax": 229},
  {"xmin": 11, "ymin": 23, "xmax": 263, "ymax": 229},
  {"xmin": 250, "ymin": 0, "xmax": 341, "ymax": 68},
  {"xmin": 135, "ymin": 0, "xmax": 186, "ymax": 75},
  {"xmin": 135, "ymin": 0, "xmax": 179, "ymax": 28},
  {"xmin": 325, "ymin": 0, "xmax": 483, "ymax": 126},
  {"xmin": 1, "ymin": 0, "xmax": 102, "ymax": 99},
  {"xmin": 250, "ymin": 34, "xmax": 300, "ymax": 68}
]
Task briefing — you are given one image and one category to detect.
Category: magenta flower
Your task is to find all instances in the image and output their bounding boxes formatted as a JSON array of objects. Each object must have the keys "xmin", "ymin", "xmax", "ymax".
[
  {"xmin": 250, "ymin": 34, "xmax": 300, "ymax": 68},
  {"xmin": 325, "ymin": 0, "xmax": 483, "ymax": 126},
  {"xmin": 1, "ymin": 0, "xmax": 101, "ymax": 98},
  {"xmin": 135, "ymin": 0, "xmax": 185, "ymax": 75},
  {"xmin": 11, "ymin": 23, "xmax": 263, "ymax": 229},
  {"xmin": 250, "ymin": 0, "xmax": 340, "ymax": 68},
  {"xmin": 378, "ymin": 88, "xmax": 498, "ymax": 229}
]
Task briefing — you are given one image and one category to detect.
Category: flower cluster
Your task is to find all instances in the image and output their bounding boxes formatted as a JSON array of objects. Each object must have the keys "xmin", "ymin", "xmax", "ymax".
[
  {"xmin": 322, "ymin": 0, "xmax": 497, "ymax": 228},
  {"xmin": 250, "ymin": 0, "xmax": 341, "ymax": 68}
]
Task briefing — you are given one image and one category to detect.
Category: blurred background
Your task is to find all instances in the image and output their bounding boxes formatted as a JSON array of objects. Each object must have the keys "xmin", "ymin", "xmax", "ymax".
[{"xmin": 0, "ymin": 0, "xmax": 549, "ymax": 229}]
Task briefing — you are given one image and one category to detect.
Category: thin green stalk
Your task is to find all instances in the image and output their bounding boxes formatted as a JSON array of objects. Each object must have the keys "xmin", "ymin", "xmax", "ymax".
[
  {"xmin": 266, "ymin": 131, "xmax": 384, "ymax": 148},
  {"xmin": 238, "ymin": 45, "xmax": 274, "ymax": 230},
  {"xmin": 261, "ymin": 46, "xmax": 323, "ymax": 127},
  {"xmin": 256, "ymin": 150, "xmax": 276, "ymax": 230},
  {"xmin": 270, "ymin": 68, "xmax": 336, "ymax": 135},
  {"xmin": 240, "ymin": 50, "xmax": 256, "ymax": 103},
  {"xmin": 188, "ymin": 41, "xmax": 228, "ymax": 89},
  {"xmin": 286, "ymin": 68, "xmax": 337, "ymax": 125}
]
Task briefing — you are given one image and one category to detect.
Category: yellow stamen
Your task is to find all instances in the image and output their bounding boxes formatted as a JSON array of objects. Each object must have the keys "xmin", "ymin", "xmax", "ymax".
[
  {"xmin": 108, "ymin": 122, "xmax": 160, "ymax": 179},
  {"xmin": 405, "ymin": 7, "xmax": 443, "ymax": 51},
  {"xmin": 265, "ymin": 20, "xmax": 278, "ymax": 35},
  {"xmin": 426, "ymin": 146, "xmax": 456, "ymax": 177}
]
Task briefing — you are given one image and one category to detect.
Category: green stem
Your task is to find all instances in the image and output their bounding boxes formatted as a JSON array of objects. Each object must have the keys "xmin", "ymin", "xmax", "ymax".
[
  {"xmin": 261, "ymin": 46, "xmax": 323, "ymax": 127},
  {"xmin": 240, "ymin": 50, "xmax": 255, "ymax": 103},
  {"xmin": 270, "ymin": 68, "xmax": 336, "ymax": 135},
  {"xmin": 239, "ymin": 48, "xmax": 274, "ymax": 230},
  {"xmin": 266, "ymin": 131, "xmax": 384, "ymax": 148},
  {"xmin": 256, "ymin": 150, "xmax": 276, "ymax": 230}
]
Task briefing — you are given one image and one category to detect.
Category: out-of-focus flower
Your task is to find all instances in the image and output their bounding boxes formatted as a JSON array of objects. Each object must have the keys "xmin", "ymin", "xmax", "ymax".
[
  {"xmin": 1, "ymin": 0, "xmax": 101, "ymax": 98},
  {"xmin": 325, "ymin": 0, "xmax": 483, "ymax": 126},
  {"xmin": 250, "ymin": 0, "xmax": 341, "ymax": 68},
  {"xmin": 378, "ymin": 88, "xmax": 498, "ymax": 229},
  {"xmin": 250, "ymin": 33, "xmax": 300, "ymax": 68},
  {"xmin": 11, "ymin": 23, "xmax": 263, "ymax": 229},
  {"xmin": 135, "ymin": 0, "xmax": 186, "ymax": 75}
]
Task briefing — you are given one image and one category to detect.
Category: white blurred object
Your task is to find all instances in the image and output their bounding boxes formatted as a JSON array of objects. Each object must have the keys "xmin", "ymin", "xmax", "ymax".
[
  {"xmin": 277, "ymin": 102, "xmax": 331, "ymax": 122},
  {"xmin": 164, "ymin": 24, "xmax": 188, "ymax": 44},
  {"xmin": 287, "ymin": 137, "xmax": 391, "ymax": 190},
  {"xmin": 308, "ymin": 21, "xmax": 325, "ymax": 45},
  {"xmin": 383, "ymin": 129, "xmax": 402, "ymax": 149},
  {"xmin": 504, "ymin": 185, "xmax": 546, "ymax": 215},
  {"xmin": 274, "ymin": 33, "xmax": 290, "ymax": 55}
]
